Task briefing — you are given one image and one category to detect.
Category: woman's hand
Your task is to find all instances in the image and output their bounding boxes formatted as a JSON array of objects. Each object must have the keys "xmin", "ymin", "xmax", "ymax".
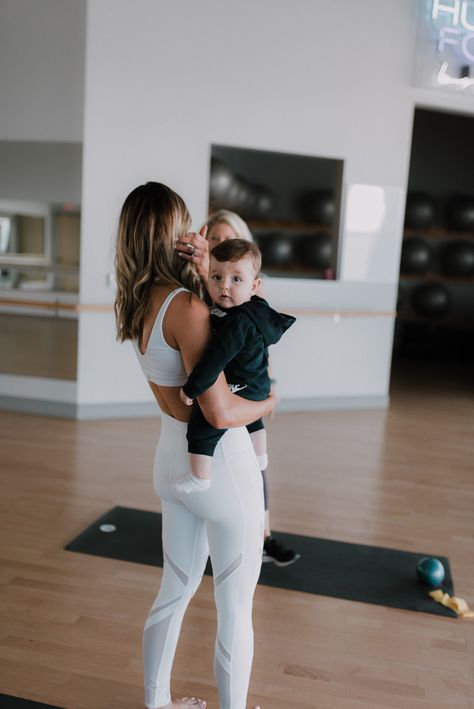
[
  {"xmin": 176, "ymin": 225, "xmax": 209, "ymax": 280},
  {"xmin": 265, "ymin": 391, "xmax": 278, "ymax": 420},
  {"xmin": 269, "ymin": 381, "xmax": 279, "ymax": 420}
]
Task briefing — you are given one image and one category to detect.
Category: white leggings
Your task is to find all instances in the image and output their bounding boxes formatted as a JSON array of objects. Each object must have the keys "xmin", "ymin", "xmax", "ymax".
[{"xmin": 144, "ymin": 412, "xmax": 264, "ymax": 709}]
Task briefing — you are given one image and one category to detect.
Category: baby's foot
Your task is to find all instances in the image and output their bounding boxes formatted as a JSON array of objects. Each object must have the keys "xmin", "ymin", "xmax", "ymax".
[{"xmin": 173, "ymin": 474, "xmax": 211, "ymax": 494}]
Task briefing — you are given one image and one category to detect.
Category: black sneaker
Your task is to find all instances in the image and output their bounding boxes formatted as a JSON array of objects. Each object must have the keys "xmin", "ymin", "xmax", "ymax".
[{"xmin": 262, "ymin": 535, "xmax": 301, "ymax": 567}]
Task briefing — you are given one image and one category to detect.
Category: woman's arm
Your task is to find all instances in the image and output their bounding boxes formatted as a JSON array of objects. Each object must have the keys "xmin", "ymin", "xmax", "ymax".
[{"xmin": 172, "ymin": 293, "xmax": 275, "ymax": 429}]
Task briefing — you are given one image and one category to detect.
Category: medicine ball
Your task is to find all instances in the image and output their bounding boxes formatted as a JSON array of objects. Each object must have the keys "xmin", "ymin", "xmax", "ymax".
[
  {"xmin": 404, "ymin": 192, "xmax": 436, "ymax": 229},
  {"xmin": 224, "ymin": 175, "xmax": 248, "ymax": 210},
  {"xmin": 209, "ymin": 159, "xmax": 235, "ymax": 204},
  {"xmin": 400, "ymin": 237, "xmax": 432, "ymax": 274},
  {"xmin": 253, "ymin": 185, "xmax": 275, "ymax": 218},
  {"xmin": 259, "ymin": 233, "xmax": 294, "ymax": 267},
  {"xmin": 239, "ymin": 184, "xmax": 255, "ymax": 215},
  {"xmin": 233, "ymin": 178, "xmax": 253, "ymax": 212},
  {"xmin": 299, "ymin": 190, "xmax": 336, "ymax": 226},
  {"xmin": 412, "ymin": 282, "xmax": 451, "ymax": 318},
  {"xmin": 416, "ymin": 557, "xmax": 445, "ymax": 588},
  {"xmin": 299, "ymin": 233, "xmax": 333, "ymax": 269},
  {"xmin": 446, "ymin": 195, "xmax": 474, "ymax": 231},
  {"xmin": 442, "ymin": 240, "xmax": 474, "ymax": 276}
]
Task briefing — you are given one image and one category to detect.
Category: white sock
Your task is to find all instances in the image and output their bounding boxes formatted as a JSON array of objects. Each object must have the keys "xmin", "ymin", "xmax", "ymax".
[{"xmin": 173, "ymin": 473, "xmax": 211, "ymax": 494}]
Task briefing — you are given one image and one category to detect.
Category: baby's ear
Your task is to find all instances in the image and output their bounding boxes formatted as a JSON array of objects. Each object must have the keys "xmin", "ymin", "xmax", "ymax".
[{"xmin": 252, "ymin": 277, "xmax": 261, "ymax": 293}]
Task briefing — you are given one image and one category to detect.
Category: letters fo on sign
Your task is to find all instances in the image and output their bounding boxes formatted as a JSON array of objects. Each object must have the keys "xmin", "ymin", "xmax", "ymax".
[{"xmin": 414, "ymin": 0, "xmax": 474, "ymax": 92}]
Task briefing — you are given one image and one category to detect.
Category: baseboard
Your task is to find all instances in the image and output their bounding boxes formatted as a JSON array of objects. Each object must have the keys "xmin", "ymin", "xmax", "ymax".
[
  {"xmin": 0, "ymin": 395, "xmax": 78, "ymax": 418},
  {"xmin": 75, "ymin": 402, "xmax": 159, "ymax": 420},
  {"xmin": 0, "ymin": 395, "xmax": 389, "ymax": 419},
  {"xmin": 277, "ymin": 395, "xmax": 390, "ymax": 412}
]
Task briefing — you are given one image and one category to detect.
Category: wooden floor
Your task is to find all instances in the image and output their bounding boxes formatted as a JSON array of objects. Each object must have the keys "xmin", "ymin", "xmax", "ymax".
[{"xmin": 1, "ymin": 360, "xmax": 473, "ymax": 709}]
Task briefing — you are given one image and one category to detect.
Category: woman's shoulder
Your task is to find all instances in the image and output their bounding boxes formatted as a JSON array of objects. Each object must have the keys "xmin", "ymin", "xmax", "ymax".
[
  {"xmin": 173, "ymin": 288, "xmax": 208, "ymax": 311},
  {"xmin": 170, "ymin": 289, "xmax": 210, "ymax": 326}
]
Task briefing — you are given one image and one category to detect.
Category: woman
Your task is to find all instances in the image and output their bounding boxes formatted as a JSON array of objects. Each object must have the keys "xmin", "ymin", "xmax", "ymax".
[
  {"xmin": 115, "ymin": 183, "xmax": 273, "ymax": 709},
  {"xmin": 176, "ymin": 210, "xmax": 299, "ymax": 567}
]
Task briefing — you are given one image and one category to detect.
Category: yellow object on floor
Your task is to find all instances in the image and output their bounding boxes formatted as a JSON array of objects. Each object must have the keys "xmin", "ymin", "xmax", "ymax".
[{"xmin": 429, "ymin": 589, "xmax": 474, "ymax": 618}]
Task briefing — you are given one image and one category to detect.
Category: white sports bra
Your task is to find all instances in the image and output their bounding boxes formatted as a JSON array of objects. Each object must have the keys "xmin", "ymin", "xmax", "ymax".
[{"xmin": 132, "ymin": 287, "xmax": 189, "ymax": 387}]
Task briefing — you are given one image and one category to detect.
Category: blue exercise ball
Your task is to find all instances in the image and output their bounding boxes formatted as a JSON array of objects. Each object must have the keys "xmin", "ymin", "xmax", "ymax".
[{"xmin": 416, "ymin": 557, "xmax": 445, "ymax": 587}]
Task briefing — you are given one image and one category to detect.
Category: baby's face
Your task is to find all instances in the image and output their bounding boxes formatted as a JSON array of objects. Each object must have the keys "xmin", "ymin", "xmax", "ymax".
[{"xmin": 208, "ymin": 255, "xmax": 260, "ymax": 309}]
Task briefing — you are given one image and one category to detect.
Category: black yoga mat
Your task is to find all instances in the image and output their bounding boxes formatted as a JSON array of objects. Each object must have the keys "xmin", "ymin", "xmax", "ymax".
[
  {"xmin": 0, "ymin": 696, "xmax": 63, "ymax": 709},
  {"xmin": 66, "ymin": 506, "xmax": 456, "ymax": 618}
]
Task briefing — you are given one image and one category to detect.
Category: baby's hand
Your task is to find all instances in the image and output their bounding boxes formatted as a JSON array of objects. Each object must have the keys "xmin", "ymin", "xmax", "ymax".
[{"xmin": 180, "ymin": 388, "xmax": 193, "ymax": 406}]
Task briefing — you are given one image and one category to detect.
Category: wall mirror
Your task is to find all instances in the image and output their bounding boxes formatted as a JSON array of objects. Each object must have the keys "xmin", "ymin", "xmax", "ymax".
[
  {"xmin": 209, "ymin": 144, "xmax": 344, "ymax": 280},
  {"xmin": 0, "ymin": 141, "xmax": 81, "ymax": 381}
]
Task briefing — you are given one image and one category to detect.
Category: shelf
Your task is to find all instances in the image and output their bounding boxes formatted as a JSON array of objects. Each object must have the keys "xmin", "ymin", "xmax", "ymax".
[
  {"xmin": 262, "ymin": 265, "xmax": 335, "ymax": 280},
  {"xmin": 403, "ymin": 227, "xmax": 474, "ymax": 240},
  {"xmin": 0, "ymin": 261, "xmax": 79, "ymax": 274},
  {"xmin": 249, "ymin": 220, "xmax": 334, "ymax": 233},
  {"xmin": 397, "ymin": 312, "xmax": 474, "ymax": 330},
  {"xmin": 400, "ymin": 273, "xmax": 474, "ymax": 284}
]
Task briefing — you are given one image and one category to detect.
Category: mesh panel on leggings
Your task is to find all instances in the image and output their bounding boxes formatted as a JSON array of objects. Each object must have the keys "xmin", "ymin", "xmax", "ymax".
[
  {"xmin": 214, "ymin": 553, "xmax": 242, "ymax": 587},
  {"xmin": 144, "ymin": 614, "xmax": 173, "ymax": 706},
  {"xmin": 215, "ymin": 654, "xmax": 231, "ymax": 709},
  {"xmin": 149, "ymin": 595, "xmax": 182, "ymax": 617},
  {"xmin": 164, "ymin": 550, "xmax": 189, "ymax": 585}
]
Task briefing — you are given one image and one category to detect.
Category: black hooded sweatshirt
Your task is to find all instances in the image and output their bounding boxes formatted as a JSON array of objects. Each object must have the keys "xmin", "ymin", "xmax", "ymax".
[{"xmin": 182, "ymin": 295, "xmax": 296, "ymax": 402}]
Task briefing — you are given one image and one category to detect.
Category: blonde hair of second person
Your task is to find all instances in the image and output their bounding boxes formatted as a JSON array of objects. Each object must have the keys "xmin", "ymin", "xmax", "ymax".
[{"xmin": 175, "ymin": 210, "xmax": 254, "ymax": 282}]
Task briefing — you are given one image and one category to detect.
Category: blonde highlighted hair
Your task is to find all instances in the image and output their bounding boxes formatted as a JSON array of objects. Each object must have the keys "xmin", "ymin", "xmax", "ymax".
[
  {"xmin": 115, "ymin": 182, "xmax": 202, "ymax": 342},
  {"xmin": 205, "ymin": 209, "xmax": 254, "ymax": 242}
]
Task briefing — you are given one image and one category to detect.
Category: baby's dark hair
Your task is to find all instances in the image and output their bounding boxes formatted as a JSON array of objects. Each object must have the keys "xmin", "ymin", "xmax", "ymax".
[{"xmin": 210, "ymin": 238, "xmax": 262, "ymax": 275}]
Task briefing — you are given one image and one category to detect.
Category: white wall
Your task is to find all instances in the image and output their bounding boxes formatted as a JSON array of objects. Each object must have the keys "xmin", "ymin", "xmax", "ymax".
[
  {"xmin": 78, "ymin": 0, "xmax": 420, "ymax": 409},
  {"xmin": 0, "ymin": 142, "xmax": 82, "ymax": 204},
  {"xmin": 0, "ymin": 0, "xmax": 86, "ymax": 142},
  {"xmin": 81, "ymin": 0, "xmax": 417, "ymax": 303},
  {"xmin": 4, "ymin": 0, "xmax": 474, "ymax": 414}
]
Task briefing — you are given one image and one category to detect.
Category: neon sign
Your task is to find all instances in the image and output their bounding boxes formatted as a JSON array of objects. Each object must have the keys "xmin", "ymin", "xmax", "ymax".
[
  {"xmin": 437, "ymin": 60, "xmax": 474, "ymax": 86},
  {"xmin": 432, "ymin": 0, "xmax": 474, "ymax": 62},
  {"xmin": 414, "ymin": 0, "xmax": 474, "ymax": 92}
]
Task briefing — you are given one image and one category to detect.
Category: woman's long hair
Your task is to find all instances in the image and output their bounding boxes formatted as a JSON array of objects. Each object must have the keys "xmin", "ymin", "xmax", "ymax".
[{"xmin": 115, "ymin": 182, "xmax": 202, "ymax": 342}]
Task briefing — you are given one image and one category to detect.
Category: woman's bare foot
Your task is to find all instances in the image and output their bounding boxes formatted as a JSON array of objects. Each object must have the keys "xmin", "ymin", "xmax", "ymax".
[{"xmin": 159, "ymin": 698, "xmax": 207, "ymax": 708}]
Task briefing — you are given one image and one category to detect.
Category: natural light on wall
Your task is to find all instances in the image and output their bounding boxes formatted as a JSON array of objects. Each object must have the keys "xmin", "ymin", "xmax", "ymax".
[
  {"xmin": 340, "ymin": 183, "xmax": 404, "ymax": 284},
  {"xmin": 345, "ymin": 184, "xmax": 386, "ymax": 233}
]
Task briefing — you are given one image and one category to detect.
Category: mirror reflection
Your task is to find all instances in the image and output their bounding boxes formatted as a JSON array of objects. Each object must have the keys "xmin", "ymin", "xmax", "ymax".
[
  {"xmin": 0, "ymin": 141, "xmax": 82, "ymax": 381},
  {"xmin": 209, "ymin": 144, "xmax": 343, "ymax": 280}
]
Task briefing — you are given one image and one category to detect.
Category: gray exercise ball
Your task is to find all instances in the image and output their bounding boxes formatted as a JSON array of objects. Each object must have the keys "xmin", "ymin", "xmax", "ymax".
[
  {"xmin": 209, "ymin": 159, "xmax": 235, "ymax": 204},
  {"xmin": 259, "ymin": 233, "xmax": 294, "ymax": 267}
]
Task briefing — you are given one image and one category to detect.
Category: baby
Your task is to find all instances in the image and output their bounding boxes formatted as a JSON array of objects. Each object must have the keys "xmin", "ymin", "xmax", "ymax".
[{"xmin": 174, "ymin": 238, "xmax": 295, "ymax": 494}]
